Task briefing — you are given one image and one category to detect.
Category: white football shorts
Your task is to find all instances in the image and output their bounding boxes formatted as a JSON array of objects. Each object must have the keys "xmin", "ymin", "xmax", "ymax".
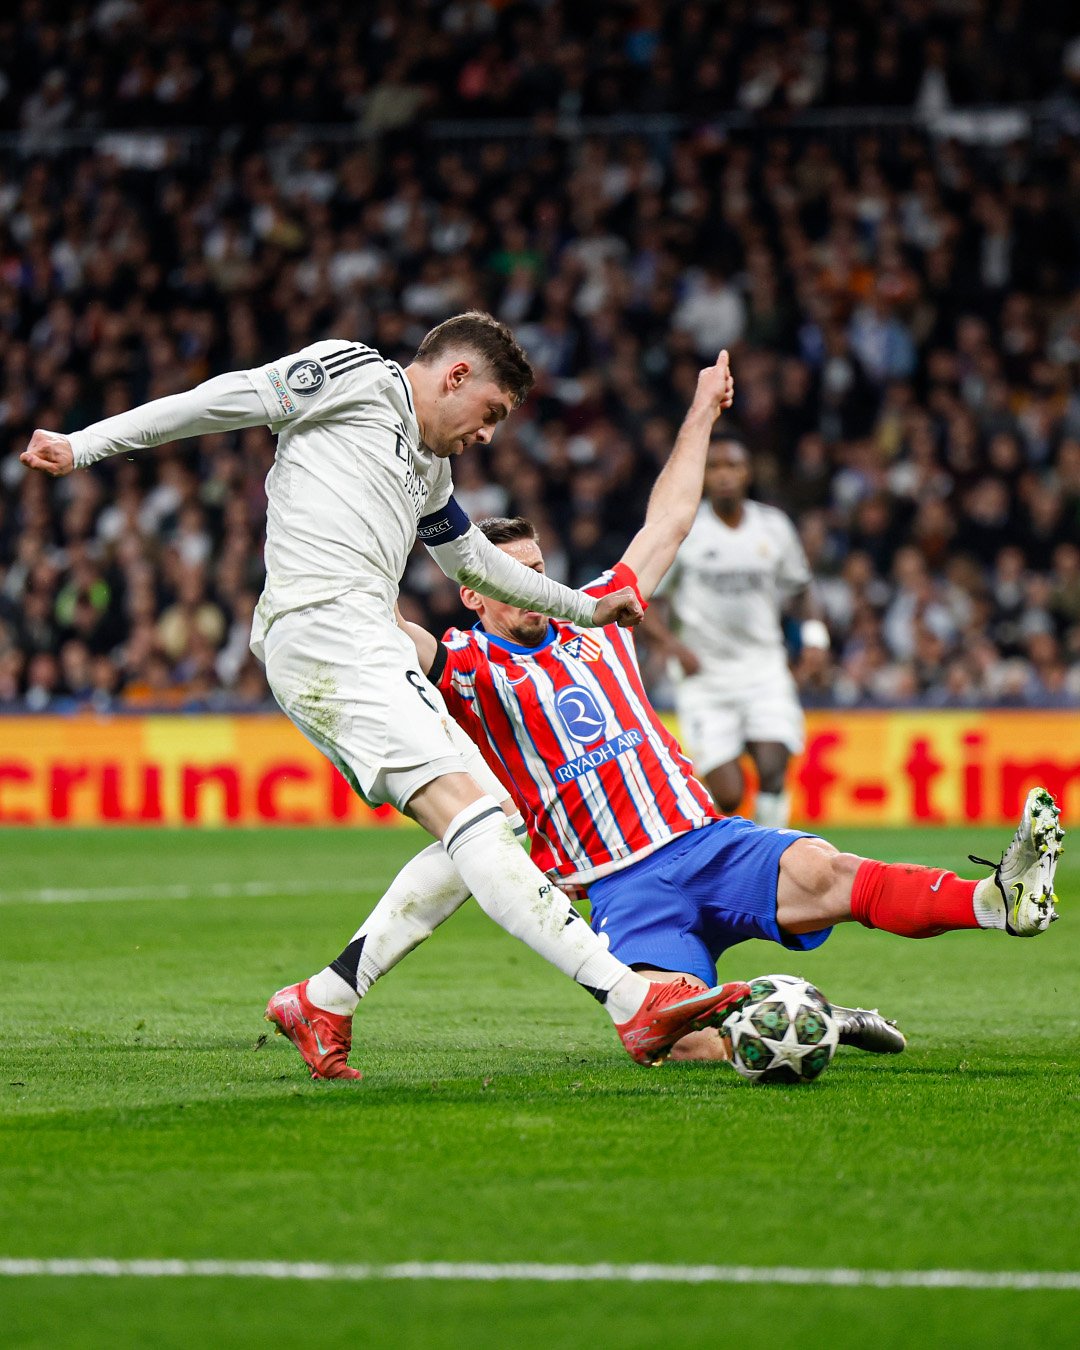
[
  {"xmin": 673, "ymin": 666, "xmax": 805, "ymax": 777},
  {"xmin": 262, "ymin": 591, "xmax": 505, "ymax": 812}
]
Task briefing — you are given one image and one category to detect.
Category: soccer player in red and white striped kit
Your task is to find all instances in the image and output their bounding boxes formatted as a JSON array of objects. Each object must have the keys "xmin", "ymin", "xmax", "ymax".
[{"xmin": 289, "ymin": 349, "xmax": 1063, "ymax": 1077}]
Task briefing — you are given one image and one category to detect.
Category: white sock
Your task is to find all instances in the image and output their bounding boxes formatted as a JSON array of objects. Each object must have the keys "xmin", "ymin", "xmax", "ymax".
[
  {"xmin": 972, "ymin": 876, "xmax": 1006, "ymax": 930},
  {"xmin": 305, "ymin": 967, "xmax": 361, "ymax": 1015},
  {"xmin": 305, "ymin": 841, "xmax": 473, "ymax": 1015},
  {"xmin": 307, "ymin": 814, "xmax": 531, "ymax": 1015},
  {"xmin": 305, "ymin": 802, "xmax": 650, "ymax": 1024},
  {"xmin": 755, "ymin": 790, "xmax": 790, "ymax": 828},
  {"xmin": 442, "ymin": 796, "xmax": 649, "ymax": 1022}
]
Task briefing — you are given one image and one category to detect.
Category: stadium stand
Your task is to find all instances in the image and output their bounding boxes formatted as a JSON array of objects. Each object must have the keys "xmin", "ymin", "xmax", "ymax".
[{"xmin": 1, "ymin": 0, "xmax": 1079, "ymax": 711}]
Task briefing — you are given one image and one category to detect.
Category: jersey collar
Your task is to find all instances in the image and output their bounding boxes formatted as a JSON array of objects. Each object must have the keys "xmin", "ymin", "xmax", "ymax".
[{"xmin": 474, "ymin": 621, "xmax": 559, "ymax": 655}]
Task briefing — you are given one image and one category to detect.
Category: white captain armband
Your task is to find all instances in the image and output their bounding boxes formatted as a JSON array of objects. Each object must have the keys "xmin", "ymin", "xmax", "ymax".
[
  {"xmin": 418, "ymin": 495, "xmax": 470, "ymax": 544},
  {"xmin": 427, "ymin": 640, "xmax": 449, "ymax": 686}
]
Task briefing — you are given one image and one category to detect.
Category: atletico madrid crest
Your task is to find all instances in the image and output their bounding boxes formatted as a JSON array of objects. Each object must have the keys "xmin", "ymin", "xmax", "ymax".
[{"xmin": 559, "ymin": 633, "xmax": 603, "ymax": 662}]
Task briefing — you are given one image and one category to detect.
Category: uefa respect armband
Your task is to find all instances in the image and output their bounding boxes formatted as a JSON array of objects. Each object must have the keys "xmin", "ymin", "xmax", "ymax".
[{"xmin": 417, "ymin": 496, "xmax": 470, "ymax": 543}]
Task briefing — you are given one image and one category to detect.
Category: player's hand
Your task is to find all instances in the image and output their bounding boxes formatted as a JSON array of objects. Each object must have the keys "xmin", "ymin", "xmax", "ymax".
[
  {"xmin": 673, "ymin": 641, "xmax": 702, "ymax": 676},
  {"xmin": 692, "ymin": 349, "xmax": 735, "ymax": 422},
  {"xmin": 21, "ymin": 429, "xmax": 75, "ymax": 477},
  {"xmin": 593, "ymin": 587, "xmax": 645, "ymax": 629}
]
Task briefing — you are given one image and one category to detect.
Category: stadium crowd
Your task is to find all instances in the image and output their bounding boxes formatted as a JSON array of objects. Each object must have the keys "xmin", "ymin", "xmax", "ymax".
[{"xmin": 2, "ymin": 0, "xmax": 1080, "ymax": 712}]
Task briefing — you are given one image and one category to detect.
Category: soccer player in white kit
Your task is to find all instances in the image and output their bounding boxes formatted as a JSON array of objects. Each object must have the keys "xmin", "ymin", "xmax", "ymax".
[
  {"xmin": 643, "ymin": 438, "xmax": 827, "ymax": 827},
  {"xmin": 21, "ymin": 311, "xmax": 750, "ymax": 1077},
  {"xmin": 291, "ymin": 353, "xmax": 1060, "ymax": 1076}
]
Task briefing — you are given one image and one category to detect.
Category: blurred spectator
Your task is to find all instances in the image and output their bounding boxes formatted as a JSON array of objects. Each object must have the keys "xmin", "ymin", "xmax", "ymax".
[
  {"xmin": 156, "ymin": 566, "xmax": 226, "ymax": 663},
  {"xmin": 0, "ymin": 1, "xmax": 1078, "ymax": 711},
  {"xmin": 24, "ymin": 652, "xmax": 60, "ymax": 712}
]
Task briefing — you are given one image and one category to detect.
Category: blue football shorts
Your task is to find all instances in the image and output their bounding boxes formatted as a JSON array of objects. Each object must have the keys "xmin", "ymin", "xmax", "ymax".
[{"xmin": 586, "ymin": 817, "xmax": 832, "ymax": 988}]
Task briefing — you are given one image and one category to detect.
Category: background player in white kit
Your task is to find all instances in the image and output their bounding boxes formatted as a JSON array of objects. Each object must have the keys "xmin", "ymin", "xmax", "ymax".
[
  {"xmin": 643, "ymin": 438, "xmax": 828, "ymax": 827},
  {"xmin": 22, "ymin": 312, "xmax": 749, "ymax": 1077}
]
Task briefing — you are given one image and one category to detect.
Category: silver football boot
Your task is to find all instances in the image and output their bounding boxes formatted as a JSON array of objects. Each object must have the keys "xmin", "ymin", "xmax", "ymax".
[
  {"xmin": 969, "ymin": 787, "xmax": 1064, "ymax": 937},
  {"xmin": 830, "ymin": 1004, "xmax": 907, "ymax": 1054}
]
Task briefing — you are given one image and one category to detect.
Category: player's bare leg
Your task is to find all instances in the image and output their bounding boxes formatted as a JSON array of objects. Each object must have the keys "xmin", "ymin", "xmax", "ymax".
[
  {"xmin": 746, "ymin": 739, "xmax": 791, "ymax": 828},
  {"xmin": 704, "ymin": 760, "xmax": 744, "ymax": 816},
  {"xmin": 775, "ymin": 839, "xmax": 862, "ymax": 932}
]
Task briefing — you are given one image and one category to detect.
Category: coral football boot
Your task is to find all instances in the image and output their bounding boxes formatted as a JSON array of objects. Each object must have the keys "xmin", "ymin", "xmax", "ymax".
[
  {"xmin": 265, "ymin": 980, "xmax": 362, "ymax": 1081},
  {"xmin": 617, "ymin": 978, "xmax": 752, "ymax": 1065}
]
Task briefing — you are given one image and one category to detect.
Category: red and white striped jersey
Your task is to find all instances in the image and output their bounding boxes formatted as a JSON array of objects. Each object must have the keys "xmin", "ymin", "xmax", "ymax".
[{"xmin": 439, "ymin": 563, "xmax": 719, "ymax": 884}]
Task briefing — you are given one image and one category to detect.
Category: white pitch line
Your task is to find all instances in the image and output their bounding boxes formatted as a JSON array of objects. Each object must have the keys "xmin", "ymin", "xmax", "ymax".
[
  {"xmin": 0, "ymin": 1260, "xmax": 1077, "ymax": 1291},
  {"xmin": 0, "ymin": 880, "xmax": 358, "ymax": 906}
]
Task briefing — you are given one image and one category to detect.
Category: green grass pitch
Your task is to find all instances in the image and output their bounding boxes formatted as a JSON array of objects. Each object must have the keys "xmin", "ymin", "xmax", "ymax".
[{"xmin": 1, "ymin": 825, "xmax": 1078, "ymax": 1349}]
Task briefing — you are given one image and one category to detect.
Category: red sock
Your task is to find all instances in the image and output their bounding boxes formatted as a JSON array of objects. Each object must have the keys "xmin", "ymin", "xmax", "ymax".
[{"xmin": 850, "ymin": 860, "xmax": 980, "ymax": 939}]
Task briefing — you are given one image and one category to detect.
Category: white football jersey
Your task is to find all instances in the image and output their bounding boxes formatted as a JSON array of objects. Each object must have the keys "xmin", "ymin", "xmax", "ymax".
[
  {"xmin": 69, "ymin": 334, "xmax": 599, "ymax": 661},
  {"xmin": 244, "ymin": 339, "xmax": 452, "ymax": 654},
  {"xmin": 657, "ymin": 499, "xmax": 810, "ymax": 682}
]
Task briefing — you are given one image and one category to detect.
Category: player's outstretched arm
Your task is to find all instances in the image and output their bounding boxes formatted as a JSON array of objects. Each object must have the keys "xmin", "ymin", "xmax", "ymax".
[
  {"xmin": 21, "ymin": 371, "xmax": 273, "ymax": 475},
  {"xmin": 620, "ymin": 350, "xmax": 734, "ymax": 600},
  {"xmin": 423, "ymin": 501, "xmax": 642, "ymax": 628}
]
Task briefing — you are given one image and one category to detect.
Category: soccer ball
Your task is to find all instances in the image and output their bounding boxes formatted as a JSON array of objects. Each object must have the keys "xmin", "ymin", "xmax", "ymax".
[
  {"xmin": 748, "ymin": 972, "xmax": 830, "ymax": 1010},
  {"xmin": 727, "ymin": 975, "xmax": 839, "ymax": 1085}
]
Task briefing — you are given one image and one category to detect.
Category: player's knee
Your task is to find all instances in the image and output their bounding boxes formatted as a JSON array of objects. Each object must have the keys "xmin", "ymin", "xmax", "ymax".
[
  {"xmin": 707, "ymin": 777, "xmax": 743, "ymax": 815},
  {"xmin": 777, "ymin": 840, "xmax": 837, "ymax": 932},
  {"xmin": 757, "ymin": 765, "xmax": 787, "ymax": 795},
  {"xmin": 824, "ymin": 852, "xmax": 862, "ymax": 915},
  {"xmin": 783, "ymin": 838, "xmax": 840, "ymax": 900},
  {"xmin": 780, "ymin": 841, "xmax": 861, "ymax": 929},
  {"xmin": 749, "ymin": 743, "xmax": 789, "ymax": 794}
]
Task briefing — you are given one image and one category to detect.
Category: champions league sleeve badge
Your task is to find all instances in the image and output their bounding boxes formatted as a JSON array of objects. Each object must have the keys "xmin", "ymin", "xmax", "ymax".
[{"xmin": 285, "ymin": 358, "xmax": 326, "ymax": 397}]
